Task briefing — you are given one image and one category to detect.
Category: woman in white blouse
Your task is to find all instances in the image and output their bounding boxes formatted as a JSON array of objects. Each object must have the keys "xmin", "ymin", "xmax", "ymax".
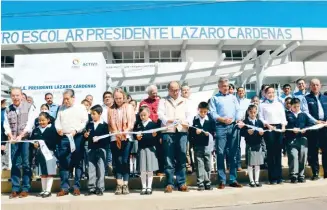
[{"xmin": 259, "ymin": 86, "xmax": 287, "ymax": 185}]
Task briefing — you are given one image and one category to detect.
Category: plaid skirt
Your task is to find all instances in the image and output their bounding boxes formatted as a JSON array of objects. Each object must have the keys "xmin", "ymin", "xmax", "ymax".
[{"xmin": 137, "ymin": 147, "xmax": 158, "ymax": 172}]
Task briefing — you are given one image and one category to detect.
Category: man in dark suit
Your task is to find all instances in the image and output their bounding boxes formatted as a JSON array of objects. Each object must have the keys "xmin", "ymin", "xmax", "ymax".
[{"xmin": 301, "ymin": 78, "xmax": 327, "ymax": 180}]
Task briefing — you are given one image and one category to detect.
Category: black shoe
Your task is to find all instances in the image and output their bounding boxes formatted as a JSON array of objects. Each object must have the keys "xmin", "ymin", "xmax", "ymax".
[
  {"xmin": 255, "ymin": 182, "xmax": 262, "ymax": 187},
  {"xmin": 140, "ymin": 188, "xmax": 147, "ymax": 195},
  {"xmin": 311, "ymin": 175, "xmax": 319, "ymax": 181},
  {"xmin": 249, "ymin": 182, "xmax": 256, "ymax": 188},
  {"xmin": 205, "ymin": 185, "xmax": 213, "ymax": 190},
  {"xmin": 36, "ymin": 191, "xmax": 45, "ymax": 197},
  {"xmin": 298, "ymin": 178, "xmax": 306, "ymax": 183},
  {"xmin": 197, "ymin": 185, "xmax": 205, "ymax": 191},
  {"xmin": 42, "ymin": 191, "xmax": 51, "ymax": 198},
  {"xmin": 290, "ymin": 178, "xmax": 298, "ymax": 184},
  {"xmin": 146, "ymin": 188, "xmax": 152, "ymax": 195},
  {"xmin": 96, "ymin": 189, "xmax": 103, "ymax": 196},
  {"xmin": 85, "ymin": 189, "xmax": 96, "ymax": 196},
  {"xmin": 269, "ymin": 181, "xmax": 277, "ymax": 185},
  {"xmin": 277, "ymin": 179, "xmax": 284, "ymax": 184}
]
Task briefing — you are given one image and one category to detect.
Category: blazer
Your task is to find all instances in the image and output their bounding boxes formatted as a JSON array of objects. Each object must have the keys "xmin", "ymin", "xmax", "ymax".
[
  {"xmin": 285, "ymin": 111, "xmax": 313, "ymax": 140},
  {"xmin": 304, "ymin": 92, "xmax": 327, "ymax": 121},
  {"xmin": 85, "ymin": 121, "xmax": 110, "ymax": 150},
  {"xmin": 30, "ymin": 125, "xmax": 60, "ymax": 151},
  {"xmin": 241, "ymin": 118, "xmax": 265, "ymax": 149},
  {"xmin": 189, "ymin": 114, "xmax": 216, "ymax": 146},
  {"xmin": 133, "ymin": 121, "xmax": 160, "ymax": 149}
]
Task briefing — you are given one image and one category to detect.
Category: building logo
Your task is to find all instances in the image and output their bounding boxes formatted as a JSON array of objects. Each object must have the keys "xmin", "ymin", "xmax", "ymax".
[
  {"xmin": 72, "ymin": 58, "xmax": 80, "ymax": 66},
  {"xmin": 72, "ymin": 58, "xmax": 98, "ymax": 68}
]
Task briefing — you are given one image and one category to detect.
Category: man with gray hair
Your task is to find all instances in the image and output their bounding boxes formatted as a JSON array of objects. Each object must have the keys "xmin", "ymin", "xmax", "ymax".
[
  {"xmin": 55, "ymin": 89, "xmax": 89, "ymax": 196},
  {"xmin": 301, "ymin": 78, "xmax": 327, "ymax": 180},
  {"xmin": 209, "ymin": 77, "xmax": 244, "ymax": 189},
  {"xmin": 7, "ymin": 87, "xmax": 36, "ymax": 199}
]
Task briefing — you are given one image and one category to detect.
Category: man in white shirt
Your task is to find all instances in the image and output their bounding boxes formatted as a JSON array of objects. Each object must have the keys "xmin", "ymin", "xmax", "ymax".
[
  {"xmin": 158, "ymin": 81, "xmax": 193, "ymax": 193},
  {"xmin": 7, "ymin": 87, "xmax": 37, "ymax": 199},
  {"xmin": 55, "ymin": 89, "xmax": 88, "ymax": 196}
]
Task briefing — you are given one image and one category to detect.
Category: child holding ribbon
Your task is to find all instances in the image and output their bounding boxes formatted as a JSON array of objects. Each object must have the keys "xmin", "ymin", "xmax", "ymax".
[
  {"xmin": 133, "ymin": 106, "xmax": 159, "ymax": 195},
  {"xmin": 31, "ymin": 112, "xmax": 59, "ymax": 198},
  {"xmin": 241, "ymin": 105, "xmax": 265, "ymax": 187},
  {"xmin": 189, "ymin": 102, "xmax": 216, "ymax": 191}
]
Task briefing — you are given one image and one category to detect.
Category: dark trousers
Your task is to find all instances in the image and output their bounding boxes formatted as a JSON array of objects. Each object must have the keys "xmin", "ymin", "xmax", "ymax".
[
  {"xmin": 162, "ymin": 132, "xmax": 188, "ymax": 187},
  {"xmin": 110, "ymin": 141, "xmax": 132, "ymax": 181},
  {"xmin": 11, "ymin": 142, "xmax": 32, "ymax": 192},
  {"xmin": 308, "ymin": 128, "xmax": 327, "ymax": 177},
  {"xmin": 264, "ymin": 125, "xmax": 283, "ymax": 183},
  {"xmin": 155, "ymin": 140, "xmax": 164, "ymax": 173},
  {"xmin": 58, "ymin": 134, "xmax": 84, "ymax": 191},
  {"xmin": 88, "ymin": 148, "xmax": 106, "ymax": 191}
]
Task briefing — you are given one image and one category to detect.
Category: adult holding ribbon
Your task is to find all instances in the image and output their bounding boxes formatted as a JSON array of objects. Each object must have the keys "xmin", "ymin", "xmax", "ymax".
[
  {"xmin": 301, "ymin": 78, "xmax": 327, "ymax": 180},
  {"xmin": 108, "ymin": 88, "xmax": 136, "ymax": 195},
  {"xmin": 158, "ymin": 81, "xmax": 193, "ymax": 193},
  {"xmin": 7, "ymin": 87, "xmax": 36, "ymax": 199},
  {"xmin": 209, "ymin": 77, "xmax": 244, "ymax": 190},
  {"xmin": 259, "ymin": 86, "xmax": 287, "ymax": 185},
  {"xmin": 55, "ymin": 89, "xmax": 88, "ymax": 197}
]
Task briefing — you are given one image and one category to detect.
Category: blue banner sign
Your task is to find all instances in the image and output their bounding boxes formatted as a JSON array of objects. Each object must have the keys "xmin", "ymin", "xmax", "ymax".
[{"xmin": 1, "ymin": 26, "xmax": 302, "ymax": 45}]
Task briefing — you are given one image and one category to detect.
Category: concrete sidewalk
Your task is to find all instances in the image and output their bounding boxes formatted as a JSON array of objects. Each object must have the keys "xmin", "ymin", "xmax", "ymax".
[{"xmin": 2, "ymin": 179, "xmax": 327, "ymax": 210}]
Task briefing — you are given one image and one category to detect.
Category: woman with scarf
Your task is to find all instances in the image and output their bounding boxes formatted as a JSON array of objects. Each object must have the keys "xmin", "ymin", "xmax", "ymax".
[{"xmin": 108, "ymin": 88, "xmax": 136, "ymax": 195}]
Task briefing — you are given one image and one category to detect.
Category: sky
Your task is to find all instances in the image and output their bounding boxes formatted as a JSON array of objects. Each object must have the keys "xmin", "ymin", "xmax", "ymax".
[{"xmin": 2, "ymin": 1, "xmax": 327, "ymax": 31}]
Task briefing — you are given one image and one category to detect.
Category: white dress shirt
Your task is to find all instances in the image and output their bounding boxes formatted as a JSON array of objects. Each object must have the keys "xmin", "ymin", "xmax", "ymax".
[
  {"xmin": 93, "ymin": 119, "xmax": 104, "ymax": 130},
  {"xmin": 101, "ymin": 104, "xmax": 109, "ymax": 123},
  {"xmin": 194, "ymin": 114, "xmax": 209, "ymax": 127},
  {"xmin": 2, "ymin": 113, "xmax": 11, "ymax": 135},
  {"xmin": 142, "ymin": 118, "xmax": 152, "ymax": 127},
  {"xmin": 259, "ymin": 100, "xmax": 287, "ymax": 125},
  {"xmin": 55, "ymin": 104, "xmax": 88, "ymax": 134}
]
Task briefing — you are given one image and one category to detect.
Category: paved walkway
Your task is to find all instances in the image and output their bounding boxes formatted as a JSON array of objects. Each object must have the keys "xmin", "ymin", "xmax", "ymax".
[{"xmin": 2, "ymin": 179, "xmax": 327, "ymax": 210}]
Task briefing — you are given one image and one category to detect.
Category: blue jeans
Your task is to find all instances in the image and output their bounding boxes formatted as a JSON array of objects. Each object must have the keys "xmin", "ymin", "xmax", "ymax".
[
  {"xmin": 216, "ymin": 124, "xmax": 239, "ymax": 184},
  {"xmin": 162, "ymin": 133, "xmax": 188, "ymax": 187},
  {"xmin": 110, "ymin": 141, "xmax": 132, "ymax": 181},
  {"xmin": 11, "ymin": 142, "xmax": 32, "ymax": 192},
  {"xmin": 58, "ymin": 134, "xmax": 84, "ymax": 191},
  {"xmin": 105, "ymin": 143, "xmax": 113, "ymax": 175}
]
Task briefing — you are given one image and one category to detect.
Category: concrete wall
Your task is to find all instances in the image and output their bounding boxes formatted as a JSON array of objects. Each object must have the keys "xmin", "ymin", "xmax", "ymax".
[{"xmin": 185, "ymin": 50, "xmax": 218, "ymax": 62}]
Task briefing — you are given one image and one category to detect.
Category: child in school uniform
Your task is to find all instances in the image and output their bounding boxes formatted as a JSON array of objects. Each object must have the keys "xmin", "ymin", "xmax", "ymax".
[
  {"xmin": 129, "ymin": 100, "xmax": 139, "ymax": 178},
  {"xmin": 31, "ymin": 112, "xmax": 59, "ymax": 198},
  {"xmin": 189, "ymin": 102, "xmax": 216, "ymax": 191},
  {"xmin": 133, "ymin": 106, "xmax": 159, "ymax": 195},
  {"xmin": 84, "ymin": 105, "xmax": 110, "ymax": 196},
  {"xmin": 241, "ymin": 105, "xmax": 265, "ymax": 187},
  {"xmin": 285, "ymin": 98, "xmax": 313, "ymax": 183}
]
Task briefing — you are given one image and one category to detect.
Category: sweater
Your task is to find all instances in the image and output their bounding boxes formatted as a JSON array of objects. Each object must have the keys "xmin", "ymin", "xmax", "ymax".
[
  {"xmin": 85, "ymin": 121, "xmax": 110, "ymax": 149},
  {"xmin": 133, "ymin": 120, "xmax": 160, "ymax": 149},
  {"xmin": 285, "ymin": 111, "xmax": 313, "ymax": 140},
  {"xmin": 241, "ymin": 118, "xmax": 265, "ymax": 149},
  {"xmin": 30, "ymin": 124, "xmax": 60, "ymax": 151},
  {"xmin": 189, "ymin": 114, "xmax": 216, "ymax": 146}
]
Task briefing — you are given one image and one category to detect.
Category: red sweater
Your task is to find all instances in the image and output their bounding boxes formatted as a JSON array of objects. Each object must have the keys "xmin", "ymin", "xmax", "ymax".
[{"xmin": 139, "ymin": 97, "xmax": 160, "ymax": 123}]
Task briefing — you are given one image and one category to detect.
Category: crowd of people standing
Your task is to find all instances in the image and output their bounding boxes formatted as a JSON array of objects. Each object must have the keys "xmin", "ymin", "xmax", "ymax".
[{"xmin": 1, "ymin": 77, "xmax": 327, "ymax": 199}]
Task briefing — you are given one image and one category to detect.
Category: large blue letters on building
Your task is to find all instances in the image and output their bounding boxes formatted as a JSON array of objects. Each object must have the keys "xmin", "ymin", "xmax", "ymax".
[{"xmin": 1, "ymin": 26, "xmax": 295, "ymax": 44}]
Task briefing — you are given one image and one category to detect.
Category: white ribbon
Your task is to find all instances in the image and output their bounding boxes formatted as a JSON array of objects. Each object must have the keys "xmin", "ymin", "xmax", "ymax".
[
  {"xmin": 66, "ymin": 134, "xmax": 76, "ymax": 153},
  {"xmin": 3, "ymin": 139, "xmax": 53, "ymax": 161}
]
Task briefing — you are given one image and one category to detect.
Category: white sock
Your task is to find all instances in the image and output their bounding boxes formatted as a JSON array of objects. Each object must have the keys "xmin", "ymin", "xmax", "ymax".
[
  {"xmin": 41, "ymin": 178, "xmax": 46, "ymax": 192},
  {"xmin": 123, "ymin": 181, "xmax": 128, "ymax": 185},
  {"xmin": 147, "ymin": 171, "xmax": 153, "ymax": 189},
  {"xmin": 133, "ymin": 157, "xmax": 137, "ymax": 173},
  {"xmin": 130, "ymin": 158, "xmax": 134, "ymax": 173},
  {"xmin": 140, "ymin": 172, "xmax": 147, "ymax": 189},
  {"xmin": 46, "ymin": 177, "xmax": 53, "ymax": 192},
  {"xmin": 247, "ymin": 166, "xmax": 254, "ymax": 182},
  {"xmin": 254, "ymin": 166, "xmax": 260, "ymax": 182}
]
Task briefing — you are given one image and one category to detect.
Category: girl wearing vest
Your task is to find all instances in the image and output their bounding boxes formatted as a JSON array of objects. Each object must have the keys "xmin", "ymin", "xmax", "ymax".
[
  {"xmin": 31, "ymin": 112, "xmax": 59, "ymax": 198},
  {"xmin": 108, "ymin": 88, "xmax": 136, "ymax": 195},
  {"xmin": 133, "ymin": 106, "xmax": 159, "ymax": 195},
  {"xmin": 241, "ymin": 105, "xmax": 265, "ymax": 187},
  {"xmin": 259, "ymin": 86, "xmax": 287, "ymax": 185}
]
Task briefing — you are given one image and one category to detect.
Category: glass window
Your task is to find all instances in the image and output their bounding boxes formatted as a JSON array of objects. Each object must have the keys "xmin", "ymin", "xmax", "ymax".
[
  {"xmin": 222, "ymin": 50, "xmax": 232, "ymax": 58},
  {"xmin": 123, "ymin": 52, "xmax": 133, "ymax": 60},
  {"xmin": 141, "ymin": 86, "xmax": 146, "ymax": 92},
  {"xmin": 135, "ymin": 86, "xmax": 140, "ymax": 92},
  {"xmin": 161, "ymin": 59, "xmax": 171, "ymax": 62},
  {"xmin": 150, "ymin": 51, "xmax": 159, "ymax": 58},
  {"xmin": 245, "ymin": 84, "xmax": 251, "ymax": 90},
  {"xmin": 171, "ymin": 51, "xmax": 181, "ymax": 58},
  {"xmin": 232, "ymin": 50, "xmax": 242, "ymax": 59},
  {"xmin": 150, "ymin": 58, "xmax": 160, "ymax": 63},
  {"xmin": 129, "ymin": 86, "xmax": 134, "ymax": 92},
  {"xmin": 160, "ymin": 51, "xmax": 170, "ymax": 58},
  {"xmin": 113, "ymin": 52, "xmax": 123, "ymax": 60}
]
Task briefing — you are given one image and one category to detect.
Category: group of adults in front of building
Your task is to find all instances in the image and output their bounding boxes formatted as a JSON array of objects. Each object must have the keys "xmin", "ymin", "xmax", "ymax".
[{"xmin": 1, "ymin": 77, "xmax": 327, "ymax": 198}]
